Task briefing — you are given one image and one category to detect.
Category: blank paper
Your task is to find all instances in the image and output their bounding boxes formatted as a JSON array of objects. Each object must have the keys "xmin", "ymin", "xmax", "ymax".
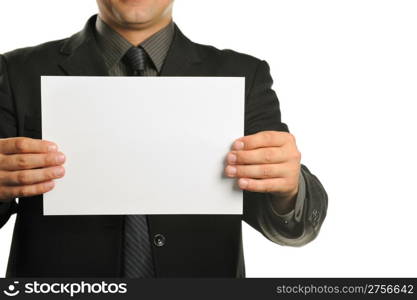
[{"xmin": 41, "ymin": 76, "xmax": 244, "ymax": 215}]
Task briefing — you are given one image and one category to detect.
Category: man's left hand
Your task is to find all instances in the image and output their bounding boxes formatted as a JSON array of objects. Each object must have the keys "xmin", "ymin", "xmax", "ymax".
[{"xmin": 224, "ymin": 131, "xmax": 301, "ymax": 214}]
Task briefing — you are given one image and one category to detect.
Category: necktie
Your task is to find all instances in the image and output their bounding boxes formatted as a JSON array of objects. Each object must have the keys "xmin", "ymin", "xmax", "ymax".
[
  {"xmin": 124, "ymin": 46, "xmax": 147, "ymax": 76},
  {"xmin": 122, "ymin": 46, "xmax": 155, "ymax": 278}
]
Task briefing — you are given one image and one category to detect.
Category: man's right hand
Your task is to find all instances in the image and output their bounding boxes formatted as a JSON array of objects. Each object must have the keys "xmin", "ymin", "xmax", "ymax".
[{"xmin": 0, "ymin": 137, "xmax": 65, "ymax": 202}]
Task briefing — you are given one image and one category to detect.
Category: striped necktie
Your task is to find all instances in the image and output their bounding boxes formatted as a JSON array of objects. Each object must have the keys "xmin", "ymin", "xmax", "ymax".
[
  {"xmin": 122, "ymin": 46, "xmax": 155, "ymax": 278},
  {"xmin": 124, "ymin": 46, "xmax": 147, "ymax": 76}
]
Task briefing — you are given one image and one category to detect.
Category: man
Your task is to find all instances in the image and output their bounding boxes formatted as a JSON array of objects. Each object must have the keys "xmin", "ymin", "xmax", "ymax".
[{"xmin": 0, "ymin": 0, "xmax": 327, "ymax": 277}]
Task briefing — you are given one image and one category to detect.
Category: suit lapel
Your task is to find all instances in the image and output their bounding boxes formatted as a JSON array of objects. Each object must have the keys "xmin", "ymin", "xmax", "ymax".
[
  {"xmin": 160, "ymin": 24, "xmax": 202, "ymax": 76},
  {"xmin": 58, "ymin": 16, "xmax": 108, "ymax": 76}
]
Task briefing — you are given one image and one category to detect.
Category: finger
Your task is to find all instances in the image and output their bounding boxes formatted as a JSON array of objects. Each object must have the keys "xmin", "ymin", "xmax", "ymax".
[
  {"xmin": 225, "ymin": 163, "xmax": 290, "ymax": 179},
  {"xmin": 233, "ymin": 131, "xmax": 292, "ymax": 150},
  {"xmin": 0, "ymin": 137, "xmax": 58, "ymax": 154},
  {"xmin": 0, "ymin": 152, "xmax": 66, "ymax": 171},
  {"xmin": 1, "ymin": 180, "xmax": 55, "ymax": 199},
  {"xmin": 237, "ymin": 177, "xmax": 289, "ymax": 193},
  {"xmin": 0, "ymin": 166, "xmax": 65, "ymax": 186},
  {"xmin": 227, "ymin": 147, "xmax": 287, "ymax": 165}
]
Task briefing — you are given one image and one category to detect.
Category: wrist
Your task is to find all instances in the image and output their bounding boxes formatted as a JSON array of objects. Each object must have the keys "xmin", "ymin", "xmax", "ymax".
[{"xmin": 268, "ymin": 187, "xmax": 298, "ymax": 215}]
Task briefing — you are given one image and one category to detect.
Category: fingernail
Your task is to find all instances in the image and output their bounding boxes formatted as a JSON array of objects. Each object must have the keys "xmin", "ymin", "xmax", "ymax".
[
  {"xmin": 228, "ymin": 153, "xmax": 237, "ymax": 164},
  {"xmin": 226, "ymin": 166, "xmax": 237, "ymax": 177},
  {"xmin": 239, "ymin": 178, "xmax": 248, "ymax": 188},
  {"xmin": 56, "ymin": 153, "xmax": 65, "ymax": 163},
  {"xmin": 54, "ymin": 167, "xmax": 64, "ymax": 176},
  {"xmin": 234, "ymin": 141, "xmax": 244, "ymax": 150},
  {"xmin": 45, "ymin": 181, "xmax": 55, "ymax": 189},
  {"xmin": 48, "ymin": 144, "xmax": 58, "ymax": 152}
]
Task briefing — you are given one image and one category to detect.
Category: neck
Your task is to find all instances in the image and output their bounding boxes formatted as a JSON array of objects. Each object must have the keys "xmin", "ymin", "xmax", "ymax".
[{"xmin": 98, "ymin": 15, "xmax": 172, "ymax": 46}]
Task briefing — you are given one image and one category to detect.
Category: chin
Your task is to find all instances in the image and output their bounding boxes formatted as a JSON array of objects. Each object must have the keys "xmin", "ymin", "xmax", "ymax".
[{"xmin": 115, "ymin": 9, "xmax": 154, "ymax": 26}]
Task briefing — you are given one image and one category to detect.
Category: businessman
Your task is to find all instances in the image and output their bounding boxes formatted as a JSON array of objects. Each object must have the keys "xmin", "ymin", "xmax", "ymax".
[{"xmin": 0, "ymin": 0, "xmax": 328, "ymax": 277}]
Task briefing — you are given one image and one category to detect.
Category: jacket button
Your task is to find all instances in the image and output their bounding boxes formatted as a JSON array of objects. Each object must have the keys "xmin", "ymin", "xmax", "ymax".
[{"xmin": 153, "ymin": 234, "xmax": 166, "ymax": 247}]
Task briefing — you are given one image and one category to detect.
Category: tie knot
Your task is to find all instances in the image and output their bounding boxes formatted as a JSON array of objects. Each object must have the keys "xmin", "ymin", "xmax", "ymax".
[{"xmin": 124, "ymin": 46, "xmax": 147, "ymax": 75}]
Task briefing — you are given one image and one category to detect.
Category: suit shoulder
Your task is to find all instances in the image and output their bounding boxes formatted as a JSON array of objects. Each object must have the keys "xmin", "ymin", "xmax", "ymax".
[
  {"xmin": 194, "ymin": 42, "xmax": 263, "ymax": 70},
  {"xmin": 2, "ymin": 38, "xmax": 68, "ymax": 66}
]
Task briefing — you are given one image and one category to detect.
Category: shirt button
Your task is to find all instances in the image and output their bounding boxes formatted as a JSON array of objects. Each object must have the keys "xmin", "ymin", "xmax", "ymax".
[{"xmin": 153, "ymin": 234, "xmax": 166, "ymax": 247}]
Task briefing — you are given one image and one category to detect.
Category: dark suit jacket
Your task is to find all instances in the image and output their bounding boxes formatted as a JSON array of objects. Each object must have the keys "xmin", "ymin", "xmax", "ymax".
[{"xmin": 0, "ymin": 15, "xmax": 328, "ymax": 277}]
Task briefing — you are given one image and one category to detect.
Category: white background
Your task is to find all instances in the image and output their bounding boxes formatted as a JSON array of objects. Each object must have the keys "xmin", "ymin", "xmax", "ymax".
[{"xmin": 1, "ymin": 0, "xmax": 416, "ymax": 277}]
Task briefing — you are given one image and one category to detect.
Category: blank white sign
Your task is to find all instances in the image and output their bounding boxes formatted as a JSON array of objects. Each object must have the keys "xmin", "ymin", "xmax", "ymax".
[{"xmin": 41, "ymin": 76, "xmax": 244, "ymax": 215}]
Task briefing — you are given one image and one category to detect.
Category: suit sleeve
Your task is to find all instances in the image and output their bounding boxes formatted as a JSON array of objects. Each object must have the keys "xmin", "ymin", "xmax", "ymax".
[
  {"xmin": 0, "ymin": 54, "xmax": 19, "ymax": 229},
  {"xmin": 242, "ymin": 60, "xmax": 328, "ymax": 246}
]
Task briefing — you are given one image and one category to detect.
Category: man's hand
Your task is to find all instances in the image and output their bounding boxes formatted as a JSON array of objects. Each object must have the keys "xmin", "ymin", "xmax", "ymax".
[
  {"xmin": 224, "ymin": 131, "xmax": 301, "ymax": 214},
  {"xmin": 0, "ymin": 137, "xmax": 66, "ymax": 201}
]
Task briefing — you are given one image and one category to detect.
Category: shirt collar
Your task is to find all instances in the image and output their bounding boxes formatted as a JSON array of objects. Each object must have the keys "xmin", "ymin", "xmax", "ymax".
[{"xmin": 95, "ymin": 16, "xmax": 174, "ymax": 73}]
